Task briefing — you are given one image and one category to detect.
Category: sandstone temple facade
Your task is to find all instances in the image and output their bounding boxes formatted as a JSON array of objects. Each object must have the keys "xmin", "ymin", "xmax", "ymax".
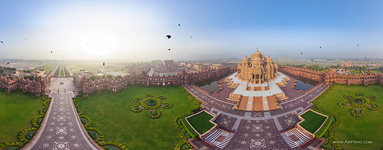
[
  {"xmin": 237, "ymin": 49, "xmax": 279, "ymax": 84},
  {"xmin": 74, "ymin": 66, "xmax": 236, "ymax": 96},
  {"xmin": 224, "ymin": 49, "xmax": 290, "ymax": 112}
]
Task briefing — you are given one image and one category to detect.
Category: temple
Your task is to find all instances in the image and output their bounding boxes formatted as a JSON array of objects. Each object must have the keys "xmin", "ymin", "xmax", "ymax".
[
  {"xmin": 225, "ymin": 49, "xmax": 290, "ymax": 111},
  {"xmin": 237, "ymin": 49, "xmax": 279, "ymax": 84}
]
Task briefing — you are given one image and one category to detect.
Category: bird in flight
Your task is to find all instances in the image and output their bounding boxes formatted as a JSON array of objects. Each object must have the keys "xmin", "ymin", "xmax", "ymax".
[
  {"xmin": 51, "ymin": 51, "xmax": 53, "ymax": 53},
  {"xmin": 0, "ymin": 41, "xmax": 3, "ymax": 43},
  {"xmin": 178, "ymin": 24, "xmax": 180, "ymax": 26},
  {"xmin": 357, "ymin": 44, "xmax": 359, "ymax": 46},
  {"xmin": 166, "ymin": 35, "xmax": 172, "ymax": 39},
  {"xmin": 168, "ymin": 48, "xmax": 171, "ymax": 51},
  {"xmin": 190, "ymin": 36, "xmax": 192, "ymax": 38},
  {"xmin": 6, "ymin": 62, "xmax": 9, "ymax": 65},
  {"xmin": 320, "ymin": 46, "xmax": 322, "ymax": 48},
  {"xmin": 103, "ymin": 62, "xmax": 105, "ymax": 66},
  {"xmin": 301, "ymin": 52, "xmax": 303, "ymax": 55}
]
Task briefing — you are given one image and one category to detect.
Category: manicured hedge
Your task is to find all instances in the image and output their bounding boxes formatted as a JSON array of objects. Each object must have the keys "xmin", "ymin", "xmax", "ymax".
[
  {"xmin": 130, "ymin": 105, "xmax": 142, "ymax": 113},
  {"xmin": 180, "ymin": 116, "xmax": 198, "ymax": 138},
  {"xmin": 356, "ymin": 92, "xmax": 365, "ymax": 97},
  {"xmin": 18, "ymin": 127, "xmax": 38, "ymax": 143},
  {"xmin": 145, "ymin": 93, "xmax": 153, "ymax": 98},
  {"xmin": 32, "ymin": 114, "xmax": 45, "ymax": 128},
  {"xmin": 133, "ymin": 97, "xmax": 142, "ymax": 102},
  {"xmin": 147, "ymin": 110, "xmax": 161, "ymax": 119},
  {"xmin": 80, "ymin": 115, "xmax": 92, "ymax": 128},
  {"xmin": 141, "ymin": 98, "xmax": 161, "ymax": 110},
  {"xmin": 350, "ymin": 96, "xmax": 370, "ymax": 109},
  {"xmin": 162, "ymin": 102, "xmax": 172, "ymax": 109},
  {"xmin": 350, "ymin": 109, "xmax": 365, "ymax": 117},
  {"xmin": 368, "ymin": 96, "xmax": 377, "ymax": 101},
  {"xmin": 158, "ymin": 95, "xmax": 166, "ymax": 100},
  {"xmin": 315, "ymin": 115, "xmax": 333, "ymax": 138},
  {"xmin": 86, "ymin": 127, "xmax": 104, "ymax": 143},
  {"xmin": 172, "ymin": 116, "xmax": 184, "ymax": 129},
  {"xmin": 368, "ymin": 103, "xmax": 380, "ymax": 111},
  {"xmin": 99, "ymin": 141, "xmax": 129, "ymax": 150},
  {"xmin": 338, "ymin": 101, "xmax": 349, "ymax": 108}
]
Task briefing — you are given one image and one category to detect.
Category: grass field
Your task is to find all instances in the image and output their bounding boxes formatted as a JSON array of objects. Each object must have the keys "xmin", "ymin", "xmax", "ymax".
[
  {"xmin": 371, "ymin": 69, "xmax": 382, "ymax": 74},
  {"xmin": 317, "ymin": 84, "xmax": 383, "ymax": 150},
  {"xmin": 80, "ymin": 85, "xmax": 200, "ymax": 150},
  {"xmin": 0, "ymin": 91, "xmax": 41, "ymax": 142},
  {"xmin": 187, "ymin": 111, "xmax": 215, "ymax": 134},
  {"xmin": 299, "ymin": 110, "xmax": 326, "ymax": 133}
]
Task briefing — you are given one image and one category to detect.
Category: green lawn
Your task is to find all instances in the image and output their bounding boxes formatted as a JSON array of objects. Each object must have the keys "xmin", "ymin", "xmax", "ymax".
[
  {"xmin": 317, "ymin": 84, "xmax": 383, "ymax": 150},
  {"xmin": 187, "ymin": 111, "xmax": 215, "ymax": 135},
  {"xmin": 299, "ymin": 110, "xmax": 326, "ymax": 133},
  {"xmin": 0, "ymin": 91, "xmax": 41, "ymax": 142},
  {"xmin": 80, "ymin": 85, "xmax": 200, "ymax": 150},
  {"xmin": 371, "ymin": 70, "xmax": 382, "ymax": 74}
]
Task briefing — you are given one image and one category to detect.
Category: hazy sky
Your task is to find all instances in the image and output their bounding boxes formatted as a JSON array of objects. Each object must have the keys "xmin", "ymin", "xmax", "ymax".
[{"xmin": 0, "ymin": 0, "xmax": 382, "ymax": 60}]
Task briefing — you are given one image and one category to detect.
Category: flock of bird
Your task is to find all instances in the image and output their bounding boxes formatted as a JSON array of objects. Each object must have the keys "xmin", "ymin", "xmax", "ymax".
[{"xmin": 0, "ymin": 31, "xmax": 378, "ymax": 66}]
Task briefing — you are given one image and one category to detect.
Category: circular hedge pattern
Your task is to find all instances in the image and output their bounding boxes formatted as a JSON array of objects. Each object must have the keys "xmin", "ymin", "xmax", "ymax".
[
  {"xmin": 368, "ymin": 96, "xmax": 377, "ymax": 101},
  {"xmin": 145, "ymin": 94, "xmax": 153, "ymax": 98},
  {"xmin": 147, "ymin": 110, "xmax": 161, "ymax": 119},
  {"xmin": 369, "ymin": 103, "xmax": 380, "ymax": 111},
  {"xmin": 141, "ymin": 98, "xmax": 161, "ymax": 110},
  {"xmin": 133, "ymin": 97, "xmax": 142, "ymax": 103},
  {"xmin": 162, "ymin": 102, "xmax": 172, "ymax": 109},
  {"xmin": 158, "ymin": 95, "xmax": 166, "ymax": 100},
  {"xmin": 350, "ymin": 96, "xmax": 370, "ymax": 109},
  {"xmin": 343, "ymin": 94, "xmax": 353, "ymax": 100},
  {"xmin": 145, "ymin": 99, "xmax": 158, "ymax": 106},
  {"xmin": 130, "ymin": 105, "xmax": 142, "ymax": 113},
  {"xmin": 338, "ymin": 101, "xmax": 349, "ymax": 108},
  {"xmin": 351, "ymin": 109, "xmax": 365, "ymax": 117},
  {"xmin": 356, "ymin": 92, "xmax": 365, "ymax": 97}
]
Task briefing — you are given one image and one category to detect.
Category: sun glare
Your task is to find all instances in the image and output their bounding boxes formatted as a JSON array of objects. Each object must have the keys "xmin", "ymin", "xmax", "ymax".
[{"xmin": 76, "ymin": 30, "xmax": 120, "ymax": 58}]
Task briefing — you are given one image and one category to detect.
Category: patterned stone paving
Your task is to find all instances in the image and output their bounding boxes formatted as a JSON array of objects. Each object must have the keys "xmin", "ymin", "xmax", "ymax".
[{"xmin": 24, "ymin": 78, "xmax": 100, "ymax": 150}]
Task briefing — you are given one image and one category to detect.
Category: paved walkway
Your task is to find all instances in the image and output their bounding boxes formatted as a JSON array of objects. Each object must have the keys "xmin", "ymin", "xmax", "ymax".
[{"xmin": 23, "ymin": 78, "xmax": 100, "ymax": 150}]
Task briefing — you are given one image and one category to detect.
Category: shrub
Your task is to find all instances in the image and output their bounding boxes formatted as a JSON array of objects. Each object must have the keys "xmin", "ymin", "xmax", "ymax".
[
  {"xmin": 130, "ymin": 105, "xmax": 142, "ymax": 113},
  {"xmin": 338, "ymin": 101, "xmax": 349, "ymax": 108},
  {"xmin": 141, "ymin": 98, "xmax": 161, "ymax": 110},
  {"xmin": 343, "ymin": 94, "xmax": 353, "ymax": 100},
  {"xmin": 80, "ymin": 115, "xmax": 92, "ymax": 128},
  {"xmin": 32, "ymin": 115, "xmax": 45, "ymax": 128},
  {"xmin": 172, "ymin": 116, "xmax": 184, "ymax": 129},
  {"xmin": 158, "ymin": 95, "xmax": 166, "ymax": 100},
  {"xmin": 18, "ymin": 127, "xmax": 38, "ymax": 143},
  {"xmin": 368, "ymin": 103, "xmax": 380, "ymax": 111},
  {"xmin": 349, "ymin": 97, "xmax": 370, "ymax": 109},
  {"xmin": 39, "ymin": 107, "xmax": 48, "ymax": 115},
  {"xmin": 86, "ymin": 127, "xmax": 104, "ymax": 142},
  {"xmin": 76, "ymin": 107, "xmax": 84, "ymax": 116},
  {"xmin": 350, "ymin": 109, "xmax": 365, "ymax": 117},
  {"xmin": 99, "ymin": 141, "xmax": 128, "ymax": 150},
  {"xmin": 356, "ymin": 92, "xmax": 365, "ymax": 97},
  {"xmin": 162, "ymin": 102, "xmax": 172, "ymax": 109},
  {"xmin": 133, "ymin": 97, "xmax": 142, "ymax": 102},
  {"xmin": 368, "ymin": 96, "xmax": 377, "ymax": 101},
  {"xmin": 145, "ymin": 93, "xmax": 153, "ymax": 98},
  {"xmin": 147, "ymin": 110, "xmax": 161, "ymax": 119}
]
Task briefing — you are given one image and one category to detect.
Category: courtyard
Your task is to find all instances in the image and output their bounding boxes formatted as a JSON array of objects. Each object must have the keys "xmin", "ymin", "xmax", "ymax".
[
  {"xmin": 79, "ymin": 85, "xmax": 200, "ymax": 150},
  {"xmin": 316, "ymin": 84, "xmax": 383, "ymax": 150}
]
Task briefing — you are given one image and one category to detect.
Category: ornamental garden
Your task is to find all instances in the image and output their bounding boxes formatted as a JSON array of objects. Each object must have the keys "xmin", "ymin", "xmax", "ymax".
[
  {"xmin": 78, "ymin": 85, "xmax": 201, "ymax": 150},
  {"xmin": 130, "ymin": 94, "xmax": 172, "ymax": 119},
  {"xmin": 339, "ymin": 92, "xmax": 379, "ymax": 117},
  {"xmin": 0, "ymin": 90, "xmax": 51, "ymax": 149},
  {"xmin": 313, "ymin": 84, "xmax": 383, "ymax": 150}
]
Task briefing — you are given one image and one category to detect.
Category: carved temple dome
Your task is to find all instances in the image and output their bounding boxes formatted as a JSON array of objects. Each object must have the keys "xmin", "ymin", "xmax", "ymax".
[{"xmin": 237, "ymin": 49, "xmax": 279, "ymax": 84}]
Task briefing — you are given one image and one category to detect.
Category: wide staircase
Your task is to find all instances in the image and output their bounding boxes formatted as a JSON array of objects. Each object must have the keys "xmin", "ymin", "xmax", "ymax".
[
  {"xmin": 280, "ymin": 128, "xmax": 312, "ymax": 148},
  {"xmin": 203, "ymin": 128, "xmax": 235, "ymax": 149}
]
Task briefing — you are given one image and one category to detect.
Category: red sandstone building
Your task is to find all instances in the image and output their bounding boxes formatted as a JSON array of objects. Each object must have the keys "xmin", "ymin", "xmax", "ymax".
[
  {"xmin": 74, "ymin": 66, "xmax": 236, "ymax": 96},
  {"xmin": 279, "ymin": 65, "xmax": 383, "ymax": 85}
]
